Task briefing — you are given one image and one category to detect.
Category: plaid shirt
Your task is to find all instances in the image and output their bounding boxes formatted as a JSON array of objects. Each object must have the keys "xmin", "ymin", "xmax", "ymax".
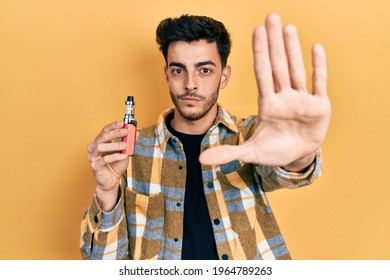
[{"xmin": 80, "ymin": 105, "xmax": 321, "ymax": 260}]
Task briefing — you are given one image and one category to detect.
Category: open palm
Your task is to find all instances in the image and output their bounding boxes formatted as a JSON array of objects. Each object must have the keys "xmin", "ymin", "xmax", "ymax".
[{"xmin": 199, "ymin": 13, "xmax": 331, "ymax": 168}]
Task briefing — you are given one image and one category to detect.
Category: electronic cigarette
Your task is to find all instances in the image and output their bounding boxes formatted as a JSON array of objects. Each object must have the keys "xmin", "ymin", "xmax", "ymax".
[{"xmin": 121, "ymin": 96, "xmax": 137, "ymax": 156}]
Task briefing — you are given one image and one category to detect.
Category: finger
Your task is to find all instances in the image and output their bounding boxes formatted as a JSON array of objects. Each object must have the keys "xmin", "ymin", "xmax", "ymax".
[
  {"xmin": 87, "ymin": 144, "xmax": 94, "ymax": 161},
  {"xmin": 253, "ymin": 26, "xmax": 274, "ymax": 97},
  {"xmin": 265, "ymin": 13, "xmax": 290, "ymax": 90},
  {"xmin": 283, "ymin": 24, "xmax": 307, "ymax": 90},
  {"xmin": 87, "ymin": 143, "xmax": 94, "ymax": 154},
  {"xmin": 96, "ymin": 128, "xmax": 128, "ymax": 145},
  {"xmin": 94, "ymin": 121, "xmax": 125, "ymax": 144},
  {"xmin": 90, "ymin": 129, "xmax": 128, "ymax": 159},
  {"xmin": 199, "ymin": 145, "xmax": 247, "ymax": 165},
  {"xmin": 91, "ymin": 153, "xmax": 129, "ymax": 170},
  {"xmin": 97, "ymin": 142, "xmax": 127, "ymax": 153},
  {"xmin": 312, "ymin": 44, "xmax": 327, "ymax": 96},
  {"xmin": 102, "ymin": 121, "xmax": 124, "ymax": 133}
]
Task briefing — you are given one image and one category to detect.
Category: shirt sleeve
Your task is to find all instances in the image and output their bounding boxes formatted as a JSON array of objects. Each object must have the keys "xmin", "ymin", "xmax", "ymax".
[
  {"xmin": 80, "ymin": 177, "xmax": 129, "ymax": 259},
  {"xmin": 256, "ymin": 149, "xmax": 322, "ymax": 192}
]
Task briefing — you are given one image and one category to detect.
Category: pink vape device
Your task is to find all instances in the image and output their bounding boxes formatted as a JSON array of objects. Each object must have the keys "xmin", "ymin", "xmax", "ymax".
[{"xmin": 121, "ymin": 96, "xmax": 137, "ymax": 156}]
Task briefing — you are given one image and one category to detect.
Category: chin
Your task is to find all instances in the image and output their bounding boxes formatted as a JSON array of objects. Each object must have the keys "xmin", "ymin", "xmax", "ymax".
[
  {"xmin": 178, "ymin": 108, "xmax": 207, "ymax": 121},
  {"xmin": 182, "ymin": 112, "xmax": 205, "ymax": 121}
]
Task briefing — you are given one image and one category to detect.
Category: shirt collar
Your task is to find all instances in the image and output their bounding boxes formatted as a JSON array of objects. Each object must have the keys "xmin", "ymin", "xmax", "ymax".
[{"xmin": 155, "ymin": 104, "xmax": 239, "ymax": 153}]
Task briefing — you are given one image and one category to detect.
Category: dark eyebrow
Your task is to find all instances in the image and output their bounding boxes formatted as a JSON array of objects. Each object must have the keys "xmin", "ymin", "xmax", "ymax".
[
  {"xmin": 168, "ymin": 60, "xmax": 216, "ymax": 69},
  {"xmin": 168, "ymin": 62, "xmax": 186, "ymax": 68},
  {"xmin": 195, "ymin": 60, "xmax": 216, "ymax": 68}
]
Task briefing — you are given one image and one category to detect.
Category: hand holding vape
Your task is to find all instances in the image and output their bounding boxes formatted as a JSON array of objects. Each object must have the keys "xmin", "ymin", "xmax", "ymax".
[{"xmin": 121, "ymin": 96, "xmax": 137, "ymax": 156}]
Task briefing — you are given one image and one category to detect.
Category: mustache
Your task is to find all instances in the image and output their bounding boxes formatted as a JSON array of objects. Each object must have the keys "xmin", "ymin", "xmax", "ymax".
[{"xmin": 178, "ymin": 92, "xmax": 205, "ymax": 100}]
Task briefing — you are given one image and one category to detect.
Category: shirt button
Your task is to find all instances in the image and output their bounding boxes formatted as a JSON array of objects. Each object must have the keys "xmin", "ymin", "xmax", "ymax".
[
  {"xmin": 174, "ymin": 238, "xmax": 179, "ymax": 242},
  {"xmin": 222, "ymin": 254, "xmax": 229, "ymax": 260},
  {"xmin": 176, "ymin": 202, "xmax": 181, "ymax": 207},
  {"xmin": 207, "ymin": 182, "xmax": 214, "ymax": 189},
  {"xmin": 213, "ymin": 218, "xmax": 220, "ymax": 225},
  {"xmin": 178, "ymin": 165, "xmax": 183, "ymax": 170}
]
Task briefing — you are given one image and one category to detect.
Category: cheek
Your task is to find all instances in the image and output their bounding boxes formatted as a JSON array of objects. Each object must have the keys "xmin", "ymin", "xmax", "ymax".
[
  {"xmin": 202, "ymin": 76, "xmax": 222, "ymax": 90},
  {"xmin": 167, "ymin": 78, "xmax": 182, "ymax": 91},
  {"xmin": 169, "ymin": 74, "xmax": 186, "ymax": 83}
]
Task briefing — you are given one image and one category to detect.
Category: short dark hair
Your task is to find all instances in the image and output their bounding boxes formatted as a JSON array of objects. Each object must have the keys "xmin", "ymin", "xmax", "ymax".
[{"xmin": 156, "ymin": 14, "xmax": 231, "ymax": 68}]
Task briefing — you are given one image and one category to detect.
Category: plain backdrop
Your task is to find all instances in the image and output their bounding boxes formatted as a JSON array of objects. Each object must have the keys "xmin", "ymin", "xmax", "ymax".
[{"xmin": 0, "ymin": 0, "xmax": 389, "ymax": 259}]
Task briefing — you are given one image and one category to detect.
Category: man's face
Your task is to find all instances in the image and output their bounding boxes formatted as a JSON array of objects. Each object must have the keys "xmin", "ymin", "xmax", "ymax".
[{"xmin": 164, "ymin": 40, "xmax": 231, "ymax": 121}]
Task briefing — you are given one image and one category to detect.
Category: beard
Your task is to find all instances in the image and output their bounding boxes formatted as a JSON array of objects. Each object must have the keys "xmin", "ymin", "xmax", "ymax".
[{"xmin": 170, "ymin": 89, "xmax": 219, "ymax": 121}]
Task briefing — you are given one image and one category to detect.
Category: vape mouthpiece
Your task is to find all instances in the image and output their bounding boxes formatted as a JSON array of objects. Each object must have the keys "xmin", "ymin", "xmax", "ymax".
[{"xmin": 126, "ymin": 96, "xmax": 134, "ymax": 104}]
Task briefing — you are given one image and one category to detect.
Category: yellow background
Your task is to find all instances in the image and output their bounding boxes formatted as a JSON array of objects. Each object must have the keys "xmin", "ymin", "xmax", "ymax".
[{"xmin": 0, "ymin": 0, "xmax": 389, "ymax": 259}]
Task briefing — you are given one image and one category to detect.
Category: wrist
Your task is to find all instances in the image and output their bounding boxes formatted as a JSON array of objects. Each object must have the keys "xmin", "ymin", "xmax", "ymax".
[
  {"xmin": 95, "ymin": 186, "xmax": 120, "ymax": 212},
  {"xmin": 282, "ymin": 152, "xmax": 316, "ymax": 172}
]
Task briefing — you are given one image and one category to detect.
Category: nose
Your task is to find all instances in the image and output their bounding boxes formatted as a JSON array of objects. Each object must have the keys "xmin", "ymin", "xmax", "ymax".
[{"xmin": 185, "ymin": 71, "xmax": 198, "ymax": 92}]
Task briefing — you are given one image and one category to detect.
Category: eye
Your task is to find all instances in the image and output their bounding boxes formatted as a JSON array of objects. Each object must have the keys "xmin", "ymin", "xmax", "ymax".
[
  {"xmin": 200, "ymin": 68, "xmax": 212, "ymax": 74},
  {"xmin": 172, "ymin": 68, "xmax": 183, "ymax": 75}
]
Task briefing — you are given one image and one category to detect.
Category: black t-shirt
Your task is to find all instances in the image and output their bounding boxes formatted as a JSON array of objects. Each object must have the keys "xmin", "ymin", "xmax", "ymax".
[{"xmin": 166, "ymin": 114, "xmax": 219, "ymax": 260}]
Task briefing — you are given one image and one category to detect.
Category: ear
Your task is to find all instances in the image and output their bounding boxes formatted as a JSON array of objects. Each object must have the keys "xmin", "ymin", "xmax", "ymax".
[
  {"xmin": 219, "ymin": 65, "xmax": 231, "ymax": 89},
  {"xmin": 164, "ymin": 65, "xmax": 169, "ymax": 84}
]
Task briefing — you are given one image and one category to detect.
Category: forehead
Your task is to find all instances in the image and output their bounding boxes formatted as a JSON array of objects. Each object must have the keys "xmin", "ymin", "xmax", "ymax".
[{"xmin": 167, "ymin": 40, "xmax": 221, "ymax": 66}]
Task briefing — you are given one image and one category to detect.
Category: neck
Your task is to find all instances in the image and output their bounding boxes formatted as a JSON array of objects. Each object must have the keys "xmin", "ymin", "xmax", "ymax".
[{"xmin": 171, "ymin": 106, "xmax": 217, "ymax": 135}]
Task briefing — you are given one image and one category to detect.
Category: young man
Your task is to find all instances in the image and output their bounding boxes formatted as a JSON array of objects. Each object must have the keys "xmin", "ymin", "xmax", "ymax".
[{"xmin": 81, "ymin": 13, "xmax": 331, "ymax": 260}]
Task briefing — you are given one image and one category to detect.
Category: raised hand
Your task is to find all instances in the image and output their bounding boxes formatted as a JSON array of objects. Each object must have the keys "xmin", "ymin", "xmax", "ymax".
[
  {"xmin": 88, "ymin": 121, "xmax": 130, "ymax": 211},
  {"xmin": 199, "ymin": 13, "xmax": 331, "ymax": 169}
]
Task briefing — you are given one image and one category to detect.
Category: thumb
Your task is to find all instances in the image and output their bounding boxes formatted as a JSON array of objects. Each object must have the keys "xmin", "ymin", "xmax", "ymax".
[{"xmin": 199, "ymin": 144, "xmax": 246, "ymax": 165}]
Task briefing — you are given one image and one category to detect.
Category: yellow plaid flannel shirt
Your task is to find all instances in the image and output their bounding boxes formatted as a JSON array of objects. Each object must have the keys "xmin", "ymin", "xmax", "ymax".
[{"xmin": 80, "ymin": 105, "xmax": 321, "ymax": 260}]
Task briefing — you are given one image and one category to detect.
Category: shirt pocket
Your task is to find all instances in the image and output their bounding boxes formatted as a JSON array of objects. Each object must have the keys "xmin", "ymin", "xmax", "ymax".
[{"xmin": 125, "ymin": 188, "xmax": 164, "ymax": 260}]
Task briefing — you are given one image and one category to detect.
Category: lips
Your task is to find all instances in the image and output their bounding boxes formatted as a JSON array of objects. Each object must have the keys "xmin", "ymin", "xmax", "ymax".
[
  {"xmin": 179, "ymin": 92, "xmax": 204, "ymax": 101},
  {"xmin": 181, "ymin": 97, "xmax": 202, "ymax": 102}
]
